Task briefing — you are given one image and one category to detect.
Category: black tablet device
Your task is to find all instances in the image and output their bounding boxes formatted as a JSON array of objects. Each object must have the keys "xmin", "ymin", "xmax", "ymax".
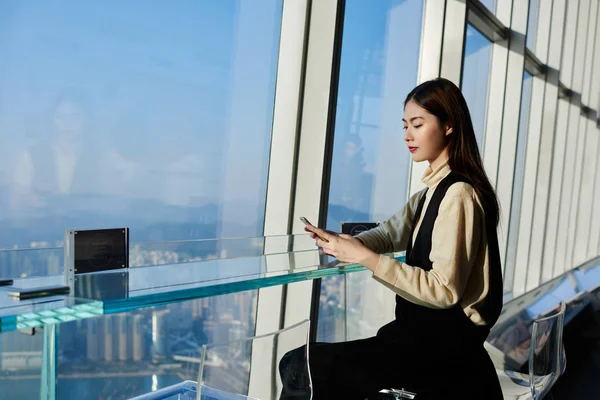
[{"xmin": 8, "ymin": 285, "xmax": 70, "ymax": 300}]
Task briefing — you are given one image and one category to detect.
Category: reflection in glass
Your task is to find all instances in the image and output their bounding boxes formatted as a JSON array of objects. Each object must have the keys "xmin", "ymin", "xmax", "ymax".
[
  {"xmin": 503, "ymin": 72, "xmax": 534, "ymax": 293},
  {"xmin": 51, "ymin": 291, "xmax": 258, "ymax": 399},
  {"xmin": 527, "ymin": 0, "xmax": 539, "ymax": 51},
  {"xmin": 0, "ymin": 328, "xmax": 44, "ymax": 399},
  {"xmin": 0, "ymin": 1, "xmax": 283, "ymax": 274},
  {"xmin": 480, "ymin": 0, "xmax": 495, "ymax": 14},
  {"xmin": 462, "ymin": 25, "xmax": 492, "ymax": 150},
  {"xmin": 319, "ymin": 0, "xmax": 424, "ymax": 342}
]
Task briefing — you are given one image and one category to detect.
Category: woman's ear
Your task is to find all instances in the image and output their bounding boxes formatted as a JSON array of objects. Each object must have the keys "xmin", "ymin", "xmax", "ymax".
[{"xmin": 445, "ymin": 125, "xmax": 453, "ymax": 136}]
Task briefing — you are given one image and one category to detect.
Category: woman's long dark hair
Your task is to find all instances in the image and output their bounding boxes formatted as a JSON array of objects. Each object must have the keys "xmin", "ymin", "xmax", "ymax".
[{"xmin": 405, "ymin": 78, "xmax": 500, "ymax": 226}]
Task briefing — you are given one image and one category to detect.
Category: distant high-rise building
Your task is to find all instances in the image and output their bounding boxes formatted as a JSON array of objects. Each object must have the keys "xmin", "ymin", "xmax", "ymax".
[
  {"xmin": 104, "ymin": 316, "xmax": 114, "ymax": 362},
  {"xmin": 87, "ymin": 319, "xmax": 100, "ymax": 361},
  {"xmin": 118, "ymin": 314, "xmax": 129, "ymax": 361},
  {"xmin": 151, "ymin": 310, "xmax": 169, "ymax": 361},
  {"xmin": 132, "ymin": 314, "xmax": 144, "ymax": 362}
]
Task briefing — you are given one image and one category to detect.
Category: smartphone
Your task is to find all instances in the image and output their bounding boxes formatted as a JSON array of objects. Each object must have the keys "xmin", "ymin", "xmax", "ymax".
[
  {"xmin": 299, "ymin": 217, "xmax": 329, "ymax": 242},
  {"xmin": 8, "ymin": 285, "xmax": 70, "ymax": 300}
]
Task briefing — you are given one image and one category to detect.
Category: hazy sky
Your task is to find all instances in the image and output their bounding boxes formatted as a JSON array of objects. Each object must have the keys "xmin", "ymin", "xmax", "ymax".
[{"xmin": 0, "ymin": 0, "xmax": 495, "ymax": 244}]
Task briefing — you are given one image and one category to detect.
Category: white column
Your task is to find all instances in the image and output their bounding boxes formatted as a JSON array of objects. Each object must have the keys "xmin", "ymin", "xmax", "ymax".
[
  {"xmin": 286, "ymin": 0, "xmax": 342, "ymax": 327},
  {"xmin": 409, "ymin": 0, "xmax": 467, "ymax": 196},
  {"xmin": 440, "ymin": 0, "xmax": 467, "ymax": 85},
  {"xmin": 417, "ymin": 0, "xmax": 446, "ymax": 83},
  {"xmin": 248, "ymin": 0, "xmax": 312, "ymax": 397}
]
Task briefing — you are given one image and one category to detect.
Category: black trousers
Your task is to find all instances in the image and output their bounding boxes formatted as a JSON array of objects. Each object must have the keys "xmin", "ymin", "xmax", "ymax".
[{"xmin": 279, "ymin": 328, "xmax": 504, "ymax": 400}]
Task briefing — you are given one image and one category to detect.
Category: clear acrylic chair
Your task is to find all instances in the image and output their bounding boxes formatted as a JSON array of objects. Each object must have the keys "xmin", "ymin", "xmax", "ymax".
[
  {"xmin": 130, "ymin": 319, "xmax": 312, "ymax": 400},
  {"xmin": 496, "ymin": 302, "xmax": 567, "ymax": 400},
  {"xmin": 197, "ymin": 319, "xmax": 312, "ymax": 400}
]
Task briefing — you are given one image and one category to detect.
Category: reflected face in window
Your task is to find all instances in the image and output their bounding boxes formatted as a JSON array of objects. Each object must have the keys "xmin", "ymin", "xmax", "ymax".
[
  {"xmin": 402, "ymin": 100, "xmax": 451, "ymax": 166},
  {"xmin": 53, "ymin": 100, "xmax": 84, "ymax": 138}
]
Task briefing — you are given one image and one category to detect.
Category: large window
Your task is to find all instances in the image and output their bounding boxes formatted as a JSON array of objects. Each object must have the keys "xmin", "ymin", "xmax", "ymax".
[
  {"xmin": 480, "ymin": 0, "xmax": 496, "ymax": 14},
  {"xmin": 461, "ymin": 24, "xmax": 492, "ymax": 150},
  {"xmin": 0, "ymin": 1, "xmax": 282, "ymax": 256},
  {"xmin": 503, "ymin": 72, "xmax": 534, "ymax": 293},
  {"xmin": 318, "ymin": 0, "xmax": 424, "ymax": 342}
]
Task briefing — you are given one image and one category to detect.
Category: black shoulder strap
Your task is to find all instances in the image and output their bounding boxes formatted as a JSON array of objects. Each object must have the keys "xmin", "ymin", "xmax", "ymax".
[
  {"xmin": 405, "ymin": 190, "xmax": 427, "ymax": 262},
  {"xmin": 407, "ymin": 173, "xmax": 470, "ymax": 266},
  {"xmin": 419, "ymin": 172, "xmax": 503, "ymax": 327}
]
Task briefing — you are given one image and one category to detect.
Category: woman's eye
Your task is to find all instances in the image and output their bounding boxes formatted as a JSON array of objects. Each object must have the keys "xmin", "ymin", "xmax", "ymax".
[
  {"xmin": 403, "ymin": 126, "xmax": 408, "ymax": 130},
  {"xmin": 414, "ymin": 125, "xmax": 422, "ymax": 129}
]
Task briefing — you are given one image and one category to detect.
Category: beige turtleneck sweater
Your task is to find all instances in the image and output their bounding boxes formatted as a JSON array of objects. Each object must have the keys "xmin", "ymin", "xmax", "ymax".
[{"xmin": 356, "ymin": 161, "xmax": 494, "ymax": 326}]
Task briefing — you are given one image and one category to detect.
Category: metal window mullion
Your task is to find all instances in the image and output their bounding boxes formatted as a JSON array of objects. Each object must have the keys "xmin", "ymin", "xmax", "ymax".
[
  {"xmin": 441, "ymin": 0, "xmax": 468, "ymax": 86},
  {"xmin": 525, "ymin": 0, "xmax": 556, "ymax": 291},
  {"xmin": 466, "ymin": 0, "xmax": 509, "ymax": 42},
  {"xmin": 483, "ymin": 0, "xmax": 513, "ymax": 191},
  {"xmin": 570, "ymin": 0, "xmax": 590, "ymax": 95},
  {"xmin": 408, "ymin": 0, "xmax": 448, "ymax": 197},
  {"xmin": 574, "ymin": 2, "xmax": 600, "ymax": 265},
  {"xmin": 553, "ymin": 100, "xmax": 582, "ymax": 276},
  {"xmin": 566, "ymin": 114, "xmax": 589, "ymax": 267},
  {"xmin": 575, "ymin": 117, "xmax": 600, "ymax": 265},
  {"xmin": 542, "ymin": 98, "xmax": 569, "ymax": 282},
  {"xmin": 551, "ymin": 0, "xmax": 581, "ymax": 277},
  {"xmin": 591, "ymin": 125, "xmax": 600, "ymax": 258},
  {"xmin": 563, "ymin": 0, "xmax": 591, "ymax": 271},
  {"xmin": 533, "ymin": 0, "xmax": 552, "ymax": 64},
  {"xmin": 496, "ymin": 0, "xmax": 529, "ymax": 284},
  {"xmin": 586, "ymin": 11, "xmax": 600, "ymax": 259},
  {"xmin": 581, "ymin": 0, "xmax": 599, "ymax": 106},
  {"xmin": 512, "ymin": 75, "xmax": 545, "ymax": 296},
  {"xmin": 558, "ymin": 0, "xmax": 580, "ymax": 89},
  {"xmin": 539, "ymin": 0, "xmax": 569, "ymax": 283},
  {"xmin": 591, "ymin": 14, "xmax": 600, "ymax": 112}
]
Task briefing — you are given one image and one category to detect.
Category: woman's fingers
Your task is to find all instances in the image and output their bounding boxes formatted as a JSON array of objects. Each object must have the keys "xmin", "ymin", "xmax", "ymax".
[{"xmin": 311, "ymin": 226, "xmax": 333, "ymax": 242}]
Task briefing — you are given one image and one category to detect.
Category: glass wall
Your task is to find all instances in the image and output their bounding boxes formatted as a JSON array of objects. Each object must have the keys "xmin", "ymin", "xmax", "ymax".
[
  {"xmin": 0, "ymin": 1, "xmax": 282, "ymax": 264},
  {"xmin": 318, "ymin": 0, "xmax": 424, "ymax": 342},
  {"xmin": 462, "ymin": 25, "xmax": 492, "ymax": 150},
  {"xmin": 526, "ymin": 0, "xmax": 539, "ymax": 50},
  {"xmin": 480, "ymin": 0, "xmax": 495, "ymax": 14},
  {"xmin": 0, "ymin": 290, "xmax": 258, "ymax": 399},
  {"xmin": 503, "ymin": 71, "xmax": 534, "ymax": 292}
]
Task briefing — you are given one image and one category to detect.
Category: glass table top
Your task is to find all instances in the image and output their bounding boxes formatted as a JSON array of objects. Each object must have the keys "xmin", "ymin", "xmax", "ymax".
[{"xmin": 0, "ymin": 235, "xmax": 406, "ymax": 332}]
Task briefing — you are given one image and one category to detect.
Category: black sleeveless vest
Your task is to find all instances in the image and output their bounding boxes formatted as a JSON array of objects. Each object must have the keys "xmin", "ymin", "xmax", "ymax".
[{"xmin": 395, "ymin": 172, "xmax": 503, "ymax": 344}]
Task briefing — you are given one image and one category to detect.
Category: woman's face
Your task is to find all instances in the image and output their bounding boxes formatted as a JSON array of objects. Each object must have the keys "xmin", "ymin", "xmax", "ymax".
[
  {"xmin": 403, "ymin": 100, "xmax": 452, "ymax": 167},
  {"xmin": 53, "ymin": 100, "xmax": 84, "ymax": 137}
]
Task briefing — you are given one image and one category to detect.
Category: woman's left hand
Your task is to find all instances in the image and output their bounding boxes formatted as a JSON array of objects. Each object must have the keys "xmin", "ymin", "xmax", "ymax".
[{"xmin": 306, "ymin": 225, "xmax": 380, "ymax": 270}]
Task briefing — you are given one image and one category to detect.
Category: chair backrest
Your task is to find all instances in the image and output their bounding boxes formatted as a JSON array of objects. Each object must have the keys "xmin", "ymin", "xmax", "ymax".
[
  {"xmin": 529, "ymin": 302, "xmax": 566, "ymax": 399},
  {"xmin": 197, "ymin": 319, "xmax": 312, "ymax": 400}
]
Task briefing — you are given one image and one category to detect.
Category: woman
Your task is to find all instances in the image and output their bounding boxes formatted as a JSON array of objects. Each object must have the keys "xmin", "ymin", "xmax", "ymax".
[{"xmin": 280, "ymin": 78, "xmax": 504, "ymax": 399}]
